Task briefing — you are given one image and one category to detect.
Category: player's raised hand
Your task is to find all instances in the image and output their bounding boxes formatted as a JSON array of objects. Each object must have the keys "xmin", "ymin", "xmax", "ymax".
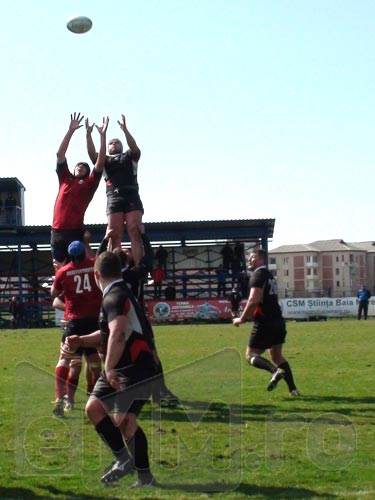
[
  {"xmin": 95, "ymin": 116, "xmax": 109, "ymax": 136},
  {"xmin": 85, "ymin": 117, "xmax": 95, "ymax": 134},
  {"xmin": 69, "ymin": 112, "xmax": 84, "ymax": 131},
  {"xmin": 117, "ymin": 114, "xmax": 127, "ymax": 132}
]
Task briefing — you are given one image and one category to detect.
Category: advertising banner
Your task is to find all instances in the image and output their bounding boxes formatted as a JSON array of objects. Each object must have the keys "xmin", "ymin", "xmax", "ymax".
[
  {"xmin": 146, "ymin": 299, "xmax": 247, "ymax": 322},
  {"xmin": 280, "ymin": 297, "xmax": 375, "ymax": 319},
  {"xmin": 146, "ymin": 297, "xmax": 375, "ymax": 322}
]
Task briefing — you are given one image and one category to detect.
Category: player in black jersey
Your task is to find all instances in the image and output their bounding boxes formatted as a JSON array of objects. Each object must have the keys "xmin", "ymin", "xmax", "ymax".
[
  {"xmin": 233, "ymin": 249, "xmax": 299, "ymax": 396},
  {"xmin": 97, "ymin": 229, "xmax": 179, "ymax": 407},
  {"xmin": 66, "ymin": 251, "xmax": 157, "ymax": 487},
  {"xmin": 86, "ymin": 113, "xmax": 144, "ymax": 265}
]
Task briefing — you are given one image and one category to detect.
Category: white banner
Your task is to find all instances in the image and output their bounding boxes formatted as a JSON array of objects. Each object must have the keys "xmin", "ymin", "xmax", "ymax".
[{"xmin": 280, "ymin": 297, "xmax": 375, "ymax": 319}]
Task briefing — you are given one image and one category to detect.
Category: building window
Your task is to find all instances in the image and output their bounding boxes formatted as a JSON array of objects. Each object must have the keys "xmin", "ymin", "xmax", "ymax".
[
  {"xmin": 283, "ymin": 257, "xmax": 289, "ymax": 264},
  {"xmin": 269, "ymin": 257, "xmax": 276, "ymax": 265},
  {"xmin": 336, "ymin": 281, "xmax": 340, "ymax": 287},
  {"xmin": 306, "ymin": 268, "xmax": 312, "ymax": 276},
  {"xmin": 336, "ymin": 256, "xmax": 339, "ymax": 262},
  {"xmin": 312, "ymin": 256, "xmax": 318, "ymax": 263},
  {"xmin": 349, "ymin": 254, "xmax": 354, "ymax": 264},
  {"xmin": 313, "ymin": 268, "xmax": 318, "ymax": 276},
  {"xmin": 285, "ymin": 282, "xmax": 289, "ymax": 289},
  {"xmin": 336, "ymin": 268, "xmax": 340, "ymax": 275},
  {"xmin": 284, "ymin": 270, "xmax": 289, "ymax": 276},
  {"xmin": 306, "ymin": 256, "xmax": 311, "ymax": 263},
  {"xmin": 342, "ymin": 255, "xmax": 344, "ymax": 262}
]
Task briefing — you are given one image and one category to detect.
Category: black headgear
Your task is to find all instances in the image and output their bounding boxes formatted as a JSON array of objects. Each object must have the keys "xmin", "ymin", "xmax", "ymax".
[{"xmin": 75, "ymin": 162, "xmax": 91, "ymax": 179}]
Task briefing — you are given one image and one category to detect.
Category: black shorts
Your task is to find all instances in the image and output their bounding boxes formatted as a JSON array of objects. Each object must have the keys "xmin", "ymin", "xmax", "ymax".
[
  {"xmin": 63, "ymin": 317, "xmax": 99, "ymax": 357},
  {"xmin": 106, "ymin": 190, "xmax": 144, "ymax": 216},
  {"xmin": 90, "ymin": 355, "xmax": 155, "ymax": 415},
  {"xmin": 51, "ymin": 228, "xmax": 85, "ymax": 262},
  {"xmin": 248, "ymin": 318, "xmax": 287, "ymax": 350}
]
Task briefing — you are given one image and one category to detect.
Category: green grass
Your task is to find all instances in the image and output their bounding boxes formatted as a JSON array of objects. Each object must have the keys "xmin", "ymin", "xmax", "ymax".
[{"xmin": 1, "ymin": 319, "xmax": 374, "ymax": 499}]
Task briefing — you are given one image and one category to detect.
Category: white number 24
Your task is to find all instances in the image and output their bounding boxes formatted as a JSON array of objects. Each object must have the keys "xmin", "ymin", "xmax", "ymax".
[{"xmin": 74, "ymin": 273, "xmax": 92, "ymax": 294}]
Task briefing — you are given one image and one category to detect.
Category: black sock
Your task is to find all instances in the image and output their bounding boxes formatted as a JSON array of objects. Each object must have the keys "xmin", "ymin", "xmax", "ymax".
[
  {"xmin": 95, "ymin": 415, "xmax": 130, "ymax": 462},
  {"xmin": 249, "ymin": 356, "xmax": 276, "ymax": 374},
  {"xmin": 278, "ymin": 361, "xmax": 297, "ymax": 391},
  {"xmin": 126, "ymin": 426, "xmax": 150, "ymax": 472}
]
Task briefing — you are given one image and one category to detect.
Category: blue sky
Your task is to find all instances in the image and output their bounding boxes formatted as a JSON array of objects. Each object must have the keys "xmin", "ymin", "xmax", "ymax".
[{"xmin": 1, "ymin": 0, "xmax": 374, "ymax": 249}]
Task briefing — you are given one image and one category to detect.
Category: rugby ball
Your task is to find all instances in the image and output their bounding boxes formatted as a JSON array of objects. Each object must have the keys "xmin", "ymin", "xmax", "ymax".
[{"xmin": 67, "ymin": 16, "xmax": 93, "ymax": 34}]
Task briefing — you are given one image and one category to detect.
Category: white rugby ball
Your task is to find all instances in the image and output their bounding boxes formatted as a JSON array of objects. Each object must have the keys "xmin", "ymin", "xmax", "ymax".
[{"xmin": 67, "ymin": 15, "xmax": 93, "ymax": 34}]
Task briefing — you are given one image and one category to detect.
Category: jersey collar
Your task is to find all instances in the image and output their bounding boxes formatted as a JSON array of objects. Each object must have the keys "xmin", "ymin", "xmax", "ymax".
[
  {"xmin": 252, "ymin": 265, "xmax": 267, "ymax": 273},
  {"xmin": 103, "ymin": 278, "xmax": 124, "ymax": 297}
]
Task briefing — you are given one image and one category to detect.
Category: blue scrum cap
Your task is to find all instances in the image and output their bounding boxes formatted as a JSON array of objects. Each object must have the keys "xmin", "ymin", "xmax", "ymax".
[{"xmin": 68, "ymin": 240, "xmax": 85, "ymax": 258}]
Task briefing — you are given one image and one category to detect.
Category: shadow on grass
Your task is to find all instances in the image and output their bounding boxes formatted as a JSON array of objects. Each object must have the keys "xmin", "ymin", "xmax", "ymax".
[
  {"xmin": 0, "ymin": 483, "xmax": 336, "ymax": 500},
  {"xmin": 0, "ymin": 485, "xmax": 116, "ymax": 500},
  {"xmin": 158, "ymin": 481, "xmax": 335, "ymax": 498},
  {"xmin": 144, "ymin": 396, "xmax": 375, "ymax": 424}
]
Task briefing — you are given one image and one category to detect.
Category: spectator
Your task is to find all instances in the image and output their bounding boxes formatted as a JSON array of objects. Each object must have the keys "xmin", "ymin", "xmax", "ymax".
[
  {"xmin": 9, "ymin": 296, "xmax": 25, "ymax": 328},
  {"xmin": 234, "ymin": 241, "xmax": 246, "ymax": 268},
  {"xmin": 357, "ymin": 285, "xmax": 371, "ymax": 320},
  {"xmin": 238, "ymin": 267, "xmax": 250, "ymax": 298},
  {"xmin": 220, "ymin": 242, "xmax": 234, "ymax": 271},
  {"xmin": 228, "ymin": 286, "xmax": 242, "ymax": 318},
  {"xmin": 231, "ymin": 256, "xmax": 241, "ymax": 286},
  {"xmin": 151, "ymin": 267, "xmax": 165, "ymax": 299},
  {"xmin": 181, "ymin": 271, "xmax": 188, "ymax": 299},
  {"xmin": 216, "ymin": 264, "xmax": 227, "ymax": 297},
  {"xmin": 155, "ymin": 245, "xmax": 168, "ymax": 271},
  {"xmin": 164, "ymin": 284, "xmax": 176, "ymax": 301}
]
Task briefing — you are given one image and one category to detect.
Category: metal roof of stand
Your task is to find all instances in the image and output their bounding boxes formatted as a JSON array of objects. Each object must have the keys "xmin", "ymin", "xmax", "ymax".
[{"xmin": 0, "ymin": 218, "xmax": 275, "ymax": 277}]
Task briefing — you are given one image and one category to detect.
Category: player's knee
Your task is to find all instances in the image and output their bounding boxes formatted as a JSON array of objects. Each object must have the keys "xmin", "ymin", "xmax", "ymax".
[
  {"xmin": 85, "ymin": 398, "xmax": 103, "ymax": 422},
  {"xmin": 85, "ymin": 398, "xmax": 95, "ymax": 418},
  {"xmin": 127, "ymin": 222, "xmax": 141, "ymax": 239},
  {"xmin": 247, "ymin": 352, "xmax": 260, "ymax": 365},
  {"xmin": 70, "ymin": 358, "xmax": 82, "ymax": 368}
]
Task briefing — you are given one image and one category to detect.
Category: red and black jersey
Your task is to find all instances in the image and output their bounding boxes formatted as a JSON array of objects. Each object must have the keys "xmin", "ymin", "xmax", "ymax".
[
  {"xmin": 52, "ymin": 161, "xmax": 101, "ymax": 230},
  {"xmin": 99, "ymin": 280, "xmax": 154, "ymax": 369},
  {"xmin": 53, "ymin": 257, "xmax": 102, "ymax": 320},
  {"xmin": 104, "ymin": 150, "xmax": 140, "ymax": 193},
  {"xmin": 250, "ymin": 266, "xmax": 282, "ymax": 321}
]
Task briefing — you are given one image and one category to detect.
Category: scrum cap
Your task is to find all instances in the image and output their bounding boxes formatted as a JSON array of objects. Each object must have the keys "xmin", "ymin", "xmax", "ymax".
[{"xmin": 68, "ymin": 240, "xmax": 85, "ymax": 262}]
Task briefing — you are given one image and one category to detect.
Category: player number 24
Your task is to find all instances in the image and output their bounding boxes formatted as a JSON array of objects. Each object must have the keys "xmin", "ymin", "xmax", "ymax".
[{"xmin": 73, "ymin": 273, "xmax": 92, "ymax": 294}]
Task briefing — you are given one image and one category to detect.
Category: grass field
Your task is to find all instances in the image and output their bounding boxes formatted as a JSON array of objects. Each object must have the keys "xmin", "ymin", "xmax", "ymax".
[{"xmin": 1, "ymin": 319, "xmax": 374, "ymax": 500}]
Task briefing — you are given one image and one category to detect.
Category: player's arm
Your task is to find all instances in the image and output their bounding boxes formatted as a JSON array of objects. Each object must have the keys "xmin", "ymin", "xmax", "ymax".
[
  {"xmin": 57, "ymin": 112, "xmax": 84, "ymax": 163},
  {"xmin": 118, "ymin": 114, "xmax": 140, "ymax": 160},
  {"xmin": 94, "ymin": 116, "xmax": 109, "ymax": 173},
  {"xmin": 52, "ymin": 296, "xmax": 65, "ymax": 312},
  {"xmin": 51, "ymin": 280, "xmax": 63, "ymax": 300},
  {"xmin": 96, "ymin": 228, "xmax": 115, "ymax": 257},
  {"xmin": 85, "ymin": 117, "xmax": 98, "ymax": 164},
  {"xmin": 105, "ymin": 315, "xmax": 126, "ymax": 389},
  {"xmin": 66, "ymin": 330, "xmax": 102, "ymax": 350},
  {"xmin": 233, "ymin": 287, "xmax": 264, "ymax": 326}
]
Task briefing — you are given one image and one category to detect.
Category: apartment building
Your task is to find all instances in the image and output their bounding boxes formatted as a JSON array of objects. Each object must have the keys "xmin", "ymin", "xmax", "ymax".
[{"xmin": 269, "ymin": 239, "xmax": 375, "ymax": 298}]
